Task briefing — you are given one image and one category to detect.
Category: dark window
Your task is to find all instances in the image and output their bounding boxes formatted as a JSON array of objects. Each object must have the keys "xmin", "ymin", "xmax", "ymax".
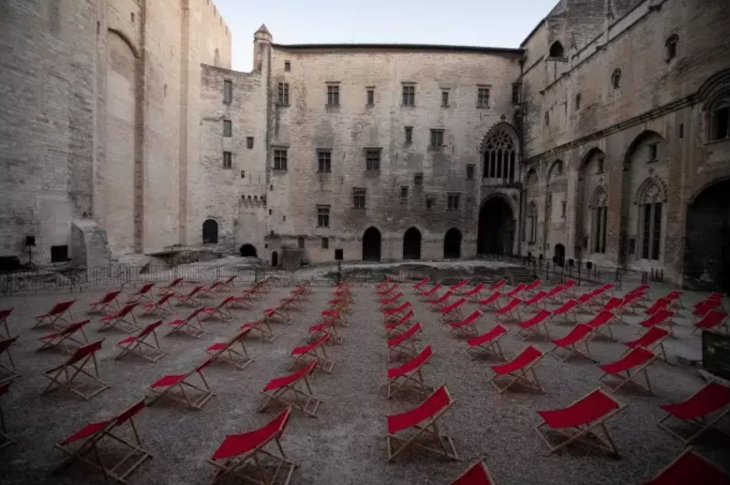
[
  {"xmin": 404, "ymin": 126, "xmax": 413, "ymax": 144},
  {"xmin": 596, "ymin": 158, "xmax": 604, "ymax": 173},
  {"xmin": 545, "ymin": 112, "xmax": 550, "ymax": 126},
  {"xmin": 426, "ymin": 198, "xmax": 433, "ymax": 210},
  {"xmin": 561, "ymin": 201, "xmax": 567, "ymax": 218},
  {"xmin": 318, "ymin": 150, "xmax": 332, "ymax": 173},
  {"xmin": 51, "ymin": 245, "xmax": 68, "ymax": 263},
  {"xmin": 223, "ymin": 120, "xmax": 232, "ymax": 137},
  {"xmin": 327, "ymin": 84, "xmax": 340, "ymax": 105},
  {"xmin": 527, "ymin": 203, "xmax": 538, "ymax": 243},
  {"xmin": 575, "ymin": 93, "xmax": 581, "ymax": 111},
  {"xmin": 441, "ymin": 90, "xmax": 449, "ymax": 107},
  {"xmin": 612, "ymin": 69, "xmax": 622, "ymax": 89},
  {"xmin": 593, "ymin": 206, "xmax": 607, "ymax": 254},
  {"xmin": 367, "ymin": 88, "xmax": 374, "ymax": 106},
  {"xmin": 365, "ymin": 149, "xmax": 380, "ymax": 171},
  {"xmin": 665, "ymin": 35, "xmax": 678, "ymax": 62},
  {"xmin": 430, "ymin": 129, "xmax": 444, "ymax": 147},
  {"xmin": 284, "ymin": 60, "xmax": 291, "ymax": 71},
  {"xmin": 317, "ymin": 206, "xmax": 330, "ymax": 227},
  {"xmin": 278, "ymin": 83, "xmax": 289, "ymax": 105},
  {"xmin": 335, "ymin": 249, "xmax": 343, "ymax": 260},
  {"xmin": 414, "ymin": 173, "xmax": 423, "ymax": 185},
  {"xmin": 679, "ymin": 124, "xmax": 684, "ymax": 139},
  {"xmin": 240, "ymin": 170, "xmax": 245, "ymax": 178},
  {"xmin": 477, "ymin": 87, "xmax": 490, "ymax": 108},
  {"xmin": 648, "ymin": 143, "xmax": 659, "ymax": 162},
  {"xmin": 321, "ymin": 237, "xmax": 329, "ymax": 249},
  {"xmin": 710, "ymin": 94, "xmax": 730, "ymax": 141},
  {"xmin": 402, "ymin": 85, "xmax": 415, "ymax": 106},
  {"xmin": 298, "ymin": 237, "xmax": 305, "ymax": 249},
  {"xmin": 353, "ymin": 189, "xmax": 366, "ymax": 208},
  {"xmin": 549, "ymin": 41, "xmax": 564, "ymax": 58},
  {"xmin": 512, "ymin": 83, "xmax": 521, "ymax": 105},
  {"xmin": 130, "ymin": 12, "xmax": 135, "ymax": 23},
  {"xmin": 247, "ymin": 137, "xmax": 254, "ymax": 149},
  {"xmin": 447, "ymin": 194, "xmax": 460, "ymax": 210},
  {"xmin": 223, "ymin": 151, "xmax": 232, "ymax": 169},
  {"xmin": 223, "ymin": 80, "xmax": 233, "ymax": 104},
  {"xmin": 641, "ymin": 203, "xmax": 662, "ymax": 260},
  {"xmin": 466, "ymin": 164, "xmax": 475, "ymax": 180},
  {"xmin": 400, "ymin": 186, "xmax": 408, "ymax": 198},
  {"xmin": 273, "ymin": 148, "xmax": 287, "ymax": 170}
]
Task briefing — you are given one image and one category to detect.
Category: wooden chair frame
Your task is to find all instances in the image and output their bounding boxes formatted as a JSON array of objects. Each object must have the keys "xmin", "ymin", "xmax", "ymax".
[
  {"xmin": 125, "ymin": 282, "xmax": 156, "ymax": 305},
  {"xmin": 516, "ymin": 311, "xmax": 552, "ymax": 342},
  {"xmin": 207, "ymin": 328, "xmax": 254, "ymax": 371},
  {"xmin": 387, "ymin": 323, "xmax": 421, "ymax": 362},
  {"xmin": 38, "ymin": 319, "xmax": 91, "ymax": 353},
  {"xmin": 147, "ymin": 358, "xmax": 216, "ymax": 410},
  {"xmin": 548, "ymin": 323, "xmax": 595, "ymax": 362},
  {"xmin": 0, "ymin": 308, "xmax": 12, "ymax": 339},
  {"xmin": 139, "ymin": 294, "xmax": 176, "ymax": 318},
  {"xmin": 157, "ymin": 277, "xmax": 184, "ymax": 296},
  {"xmin": 387, "ymin": 346, "xmax": 434, "ymax": 399},
  {"xmin": 166, "ymin": 308, "xmax": 207, "ymax": 339},
  {"xmin": 465, "ymin": 325, "xmax": 508, "ymax": 361},
  {"xmin": 449, "ymin": 310, "xmax": 482, "ymax": 339},
  {"xmin": 115, "ymin": 321, "xmax": 167, "ymax": 363},
  {"xmin": 264, "ymin": 305, "xmax": 293, "ymax": 325},
  {"xmin": 88, "ymin": 291, "xmax": 122, "ymax": 315},
  {"xmin": 623, "ymin": 327, "xmax": 670, "ymax": 362},
  {"xmin": 494, "ymin": 298, "xmax": 523, "ymax": 324},
  {"xmin": 42, "ymin": 340, "xmax": 110, "ymax": 400},
  {"xmin": 598, "ymin": 348, "xmax": 658, "ymax": 395},
  {"xmin": 34, "ymin": 300, "xmax": 76, "ymax": 330},
  {"xmin": 383, "ymin": 302, "xmax": 412, "ymax": 326},
  {"xmin": 219, "ymin": 275, "xmax": 238, "ymax": 293},
  {"xmin": 489, "ymin": 347, "xmax": 545, "ymax": 394},
  {"xmin": 99, "ymin": 303, "xmax": 140, "ymax": 334},
  {"xmin": 385, "ymin": 310, "xmax": 416, "ymax": 338},
  {"xmin": 259, "ymin": 361, "xmax": 321, "ymax": 418},
  {"xmin": 291, "ymin": 333, "xmax": 334, "ymax": 374},
  {"xmin": 174, "ymin": 285, "xmax": 205, "ymax": 307},
  {"xmin": 657, "ymin": 383, "xmax": 730, "ymax": 446},
  {"xmin": 243, "ymin": 319, "xmax": 277, "ymax": 343},
  {"xmin": 0, "ymin": 338, "xmax": 21, "ymax": 386}
]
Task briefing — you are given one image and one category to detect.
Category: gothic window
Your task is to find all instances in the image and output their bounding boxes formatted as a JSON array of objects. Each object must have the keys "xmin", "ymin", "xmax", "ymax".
[
  {"xmin": 637, "ymin": 180, "xmax": 664, "ymax": 260},
  {"xmin": 575, "ymin": 93, "xmax": 581, "ymax": 111},
  {"xmin": 482, "ymin": 128, "xmax": 517, "ymax": 183},
  {"xmin": 709, "ymin": 92, "xmax": 730, "ymax": 141},
  {"xmin": 591, "ymin": 189, "xmax": 608, "ymax": 254},
  {"xmin": 549, "ymin": 41, "xmax": 564, "ymax": 58},
  {"xmin": 611, "ymin": 69, "xmax": 622, "ymax": 89},
  {"xmin": 665, "ymin": 35, "xmax": 678, "ymax": 62},
  {"xmin": 527, "ymin": 202, "xmax": 538, "ymax": 244}
]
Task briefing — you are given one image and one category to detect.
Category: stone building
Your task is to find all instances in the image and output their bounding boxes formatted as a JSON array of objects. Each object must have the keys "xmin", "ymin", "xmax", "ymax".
[{"xmin": 1, "ymin": 0, "xmax": 729, "ymax": 291}]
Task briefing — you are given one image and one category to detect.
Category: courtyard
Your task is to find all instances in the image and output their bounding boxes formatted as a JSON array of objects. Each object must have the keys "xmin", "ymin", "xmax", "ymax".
[{"xmin": 0, "ymin": 275, "xmax": 728, "ymax": 484}]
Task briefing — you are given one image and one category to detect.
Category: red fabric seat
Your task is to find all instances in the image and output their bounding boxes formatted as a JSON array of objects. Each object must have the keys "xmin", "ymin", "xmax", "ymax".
[
  {"xmin": 646, "ymin": 297, "xmax": 671, "ymax": 315},
  {"xmin": 388, "ymin": 345, "xmax": 432, "ymax": 379},
  {"xmin": 553, "ymin": 299, "xmax": 578, "ymax": 315},
  {"xmin": 452, "ymin": 310, "xmax": 482, "ymax": 329},
  {"xmin": 586, "ymin": 310, "xmax": 615, "ymax": 329},
  {"xmin": 694, "ymin": 310, "xmax": 728, "ymax": 334},
  {"xmin": 525, "ymin": 280, "xmax": 542, "ymax": 292},
  {"xmin": 387, "ymin": 385, "xmax": 451, "ymax": 434},
  {"xmin": 264, "ymin": 360, "xmax": 316, "ymax": 392},
  {"xmin": 478, "ymin": 291, "xmax": 501, "ymax": 306},
  {"xmin": 660, "ymin": 382, "xmax": 730, "ymax": 421},
  {"xmin": 601, "ymin": 347, "xmax": 654, "ymax": 374},
  {"xmin": 151, "ymin": 374, "xmax": 186, "ymax": 388},
  {"xmin": 489, "ymin": 280, "xmax": 506, "ymax": 291},
  {"xmin": 491, "ymin": 346, "xmax": 542, "ymax": 376},
  {"xmin": 638, "ymin": 309, "xmax": 674, "ymax": 329},
  {"xmin": 291, "ymin": 333, "xmax": 329, "ymax": 357},
  {"xmin": 538, "ymin": 389, "xmax": 620, "ymax": 429},
  {"xmin": 464, "ymin": 283, "xmax": 485, "ymax": 297},
  {"xmin": 212, "ymin": 408, "xmax": 291, "ymax": 459},
  {"xmin": 208, "ymin": 342, "xmax": 226, "ymax": 352},
  {"xmin": 413, "ymin": 277, "xmax": 430, "ymax": 289},
  {"xmin": 61, "ymin": 420, "xmax": 111, "ymax": 445},
  {"xmin": 384, "ymin": 302, "xmax": 409, "ymax": 316},
  {"xmin": 505, "ymin": 283, "xmax": 526, "ymax": 298},
  {"xmin": 553, "ymin": 323, "xmax": 592, "ymax": 347},
  {"xmin": 450, "ymin": 460, "xmax": 494, "ymax": 485},
  {"xmin": 518, "ymin": 309, "xmax": 551, "ymax": 329},
  {"xmin": 467, "ymin": 325, "xmax": 507, "ymax": 347},
  {"xmin": 441, "ymin": 298, "xmax": 466, "ymax": 314},
  {"xmin": 386, "ymin": 310, "xmax": 414, "ymax": 330},
  {"xmin": 388, "ymin": 323, "xmax": 421, "ymax": 348},
  {"xmin": 523, "ymin": 290, "xmax": 547, "ymax": 307},
  {"xmin": 643, "ymin": 449, "xmax": 730, "ymax": 485}
]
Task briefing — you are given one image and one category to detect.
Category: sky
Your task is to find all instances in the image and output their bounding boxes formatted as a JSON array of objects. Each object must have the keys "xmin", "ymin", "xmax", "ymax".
[{"xmin": 215, "ymin": 0, "xmax": 558, "ymax": 72}]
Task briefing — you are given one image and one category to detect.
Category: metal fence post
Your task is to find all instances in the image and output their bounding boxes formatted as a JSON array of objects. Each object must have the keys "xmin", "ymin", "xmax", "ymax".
[
  {"xmin": 254, "ymin": 266, "xmax": 259, "ymax": 283},
  {"xmin": 336, "ymin": 260, "xmax": 342, "ymax": 285}
]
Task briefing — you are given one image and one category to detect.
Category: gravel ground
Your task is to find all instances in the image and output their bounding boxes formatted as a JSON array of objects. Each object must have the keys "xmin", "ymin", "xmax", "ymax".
[{"xmin": 0, "ymin": 282, "xmax": 728, "ymax": 485}]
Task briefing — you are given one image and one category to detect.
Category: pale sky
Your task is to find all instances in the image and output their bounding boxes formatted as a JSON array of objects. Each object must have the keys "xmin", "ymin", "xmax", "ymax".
[{"xmin": 215, "ymin": 0, "xmax": 558, "ymax": 72}]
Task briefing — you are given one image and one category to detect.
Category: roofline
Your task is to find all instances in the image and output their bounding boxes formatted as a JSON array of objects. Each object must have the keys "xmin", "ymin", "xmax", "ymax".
[
  {"xmin": 270, "ymin": 43, "xmax": 524, "ymax": 56},
  {"xmin": 520, "ymin": 18, "xmax": 546, "ymax": 47}
]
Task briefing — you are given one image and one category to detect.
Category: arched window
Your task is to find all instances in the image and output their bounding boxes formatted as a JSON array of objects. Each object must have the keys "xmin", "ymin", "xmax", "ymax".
[
  {"xmin": 482, "ymin": 128, "xmax": 517, "ymax": 183},
  {"xmin": 527, "ymin": 202, "xmax": 538, "ymax": 244},
  {"xmin": 665, "ymin": 34, "xmax": 678, "ymax": 62},
  {"xmin": 709, "ymin": 91, "xmax": 730, "ymax": 141},
  {"xmin": 549, "ymin": 41, "xmax": 565, "ymax": 58},
  {"xmin": 637, "ymin": 180, "xmax": 664, "ymax": 261},
  {"xmin": 575, "ymin": 93, "xmax": 581, "ymax": 111},
  {"xmin": 591, "ymin": 189, "xmax": 608, "ymax": 254},
  {"xmin": 202, "ymin": 219, "xmax": 219, "ymax": 244},
  {"xmin": 297, "ymin": 236, "xmax": 305, "ymax": 249},
  {"xmin": 611, "ymin": 69, "xmax": 622, "ymax": 89}
]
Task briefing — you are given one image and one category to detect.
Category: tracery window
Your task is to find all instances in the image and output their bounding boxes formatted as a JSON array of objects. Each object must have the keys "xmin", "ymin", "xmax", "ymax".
[{"xmin": 482, "ymin": 128, "xmax": 516, "ymax": 183}]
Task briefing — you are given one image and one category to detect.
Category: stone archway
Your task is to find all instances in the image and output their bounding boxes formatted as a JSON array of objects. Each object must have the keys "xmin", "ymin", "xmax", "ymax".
[
  {"xmin": 683, "ymin": 178, "xmax": 730, "ymax": 291},
  {"xmin": 239, "ymin": 244, "xmax": 257, "ymax": 257},
  {"xmin": 403, "ymin": 227, "xmax": 422, "ymax": 260},
  {"xmin": 444, "ymin": 228, "xmax": 462, "ymax": 259},
  {"xmin": 477, "ymin": 197, "xmax": 515, "ymax": 255},
  {"xmin": 553, "ymin": 243, "xmax": 566, "ymax": 266},
  {"xmin": 362, "ymin": 226, "xmax": 382, "ymax": 262},
  {"xmin": 202, "ymin": 219, "xmax": 218, "ymax": 244}
]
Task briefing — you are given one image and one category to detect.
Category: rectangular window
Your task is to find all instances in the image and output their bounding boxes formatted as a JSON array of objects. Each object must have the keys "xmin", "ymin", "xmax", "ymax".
[
  {"xmin": 447, "ymin": 194, "xmax": 460, "ymax": 210},
  {"xmin": 317, "ymin": 150, "xmax": 332, "ymax": 173},
  {"xmin": 223, "ymin": 151, "xmax": 232, "ymax": 169},
  {"xmin": 512, "ymin": 83, "xmax": 521, "ymax": 105},
  {"xmin": 353, "ymin": 189, "xmax": 366, "ymax": 208},
  {"xmin": 327, "ymin": 84, "xmax": 340, "ymax": 106},
  {"xmin": 648, "ymin": 143, "xmax": 658, "ymax": 162},
  {"xmin": 223, "ymin": 80, "xmax": 233, "ymax": 104},
  {"xmin": 223, "ymin": 120, "xmax": 232, "ymax": 137},
  {"xmin": 400, "ymin": 186, "xmax": 408, "ymax": 198},
  {"xmin": 317, "ymin": 206, "xmax": 330, "ymax": 227},
  {"xmin": 466, "ymin": 164, "xmax": 475, "ymax": 180},
  {"xmin": 561, "ymin": 201, "xmax": 567, "ymax": 218},
  {"xmin": 273, "ymin": 148, "xmax": 287, "ymax": 170},
  {"xmin": 404, "ymin": 126, "xmax": 413, "ymax": 144},
  {"xmin": 426, "ymin": 198, "xmax": 433, "ymax": 210},
  {"xmin": 240, "ymin": 170, "xmax": 245, "ymax": 179},
  {"xmin": 367, "ymin": 88, "xmax": 374, "ymax": 106},
  {"xmin": 441, "ymin": 90, "xmax": 449, "ymax": 107},
  {"xmin": 430, "ymin": 129, "xmax": 444, "ymax": 147},
  {"xmin": 679, "ymin": 124, "xmax": 684, "ymax": 139},
  {"xmin": 51, "ymin": 245, "xmax": 68, "ymax": 263},
  {"xmin": 477, "ymin": 87, "xmax": 490, "ymax": 108},
  {"xmin": 365, "ymin": 149, "xmax": 380, "ymax": 171},
  {"xmin": 711, "ymin": 106, "xmax": 729, "ymax": 141},
  {"xmin": 247, "ymin": 137, "xmax": 254, "ymax": 149},
  {"xmin": 414, "ymin": 173, "xmax": 423, "ymax": 185},
  {"xmin": 321, "ymin": 237, "xmax": 329, "ymax": 249},
  {"xmin": 593, "ymin": 207, "xmax": 607, "ymax": 254},
  {"xmin": 402, "ymin": 84, "xmax": 415, "ymax": 106},
  {"xmin": 641, "ymin": 202, "xmax": 662, "ymax": 260},
  {"xmin": 284, "ymin": 60, "xmax": 291, "ymax": 72},
  {"xmin": 278, "ymin": 83, "xmax": 289, "ymax": 105}
]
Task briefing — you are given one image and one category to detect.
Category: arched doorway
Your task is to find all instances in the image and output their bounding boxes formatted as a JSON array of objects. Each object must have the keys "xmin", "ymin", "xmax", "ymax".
[
  {"xmin": 239, "ymin": 244, "xmax": 257, "ymax": 257},
  {"xmin": 403, "ymin": 227, "xmax": 421, "ymax": 260},
  {"xmin": 444, "ymin": 228, "xmax": 462, "ymax": 259},
  {"xmin": 362, "ymin": 227, "xmax": 382, "ymax": 262},
  {"xmin": 553, "ymin": 243, "xmax": 566, "ymax": 266},
  {"xmin": 202, "ymin": 219, "xmax": 218, "ymax": 244},
  {"xmin": 477, "ymin": 197, "xmax": 515, "ymax": 255},
  {"xmin": 271, "ymin": 251, "xmax": 278, "ymax": 267},
  {"xmin": 684, "ymin": 179, "xmax": 730, "ymax": 291}
]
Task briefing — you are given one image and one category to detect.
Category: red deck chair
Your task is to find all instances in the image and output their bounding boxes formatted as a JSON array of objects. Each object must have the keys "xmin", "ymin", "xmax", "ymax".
[
  {"xmin": 524, "ymin": 279, "xmax": 543, "ymax": 296},
  {"xmin": 387, "ymin": 345, "xmax": 434, "ymax": 399},
  {"xmin": 544, "ymin": 284, "xmax": 566, "ymax": 305},
  {"xmin": 200, "ymin": 296, "xmax": 242, "ymax": 323},
  {"xmin": 34, "ymin": 299, "xmax": 76, "ymax": 329},
  {"xmin": 87, "ymin": 290, "xmax": 121, "ymax": 315},
  {"xmin": 523, "ymin": 290, "xmax": 548, "ymax": 311},
  {"xmin": 561, "ymin": 279, "xmax": 578, "ymax": 298},
  {"xmin": 464, "ymin": 283, "xmax": 486, "ymax": 302},
  {"xmin": 388, "ymin": 323, "xmax": 422, "ymax": 361},
  {"xmin": 692, "ymin": 299, "xmax": 724, "ymax": 325},
  {"xmin": 466, "ymin": 325, "xmax": 508, "ymax": 361},
  {"xmin": 385, "ymin": 309, "xmax": 416, "ymax": 337},
  {"xmin": 450, "ymin": 310, "xmax": 483, "ymax": 338},
  {"xmin": 139, "ymin": 293, "xmax": 176, "ymax": 317},
  {"xmin": 413, "ymin": 276, "xmax": 430, "ymax": 291},
  {"xmin": 549, "ymin": 323, "xmax": 595, "ymax": 362},
  {"xmin": 0, "ymin": 337, "xmax": 21, "ymax": 384},
  {"xmin": 0, "ymin": 380, "xmax": 15, "ymax": 449},
  {"xmin": 478, "ymin": 291, "xmax": 502, "ymax": 311},
  {"xmin": 574, "ymin": 290, "xmax": 600, "ymax": 314},
  {"xmin": 657, "ymin": 382, "xmax": 730, "ymax": 446},
  {"xmin": 147, "ymin": 356, "xmax": 216, "ymax": 410},
  {"xmin": 376, "ymin": 276, "xmax": 393, "ymax": 288},
  {"xmin": 198, "ymin": 281, "xmax": 225, "ymax": 299},
  {"xmin": 642, "ymin": 448, "xmax": 730, "ymax": 485},
  {"xmin": 428, "ymin": 289, "xmax": 455, "ymax": 312},
  {"xmin": 598, "ymin": 347, "xmax": 658, "ymax": 394},
  {"xmin": 619, "ymin": 291, "xmax": 646, "ymax": 316},
  {"xmin": 54, "ymin": 399, "xmax": 151, "ymax": 482},
  {"xmin": 99, "ymin": 303, "xmax": 140, "ymax": 334},
  {"xmin": 242, "ymin": 319, "xmax": 277, "ymax": 343},
  {"xmin": 383, "ymin": 301, "xmax": 412, "ymax": 325},
  {"xmin": 259, "ymin": 360, "xmax": 321, "ymax": 417},
  {"xmin": 419, "ymin": 283, "xmax": 442, "ymax": 300},
  {"xmin": 38, "ymin": 319, "xmax": 91, "ymax": 353},
  {"xmin": 533, "ymin": 388, "xmax": 625, "ymax": 455},
  {"xmin": 310, "ymin": 316, "xmax": 342, "ymax": 345},
  {"xmin": 219, "ymin": 275, "xmax": 238, "ymax": 292},
  {"xmin": 440, "ymin": 297, "xmax": 466, "ymax": 324},
  {"xmin": 206, "ymin": 327, "xmax": 253, "ymax": 371},
  {"xmin": 504, "ymin": 283, "xmax": 527, "ymax": 299},
  {"xmin": 638, "ymin": 308, "xmax": 676, "ymax": 335},
  {"xmin": 125, "ymin": 282, "xmax": 156, "ymax": 304},
  {"xmin": 450, "ymin": 280, "xmax": 469, "ymax": 294},
  {"xmin": 489, "ymin": 346, "xmax": 545, "ymax": 394},
  {"xmin": 549, "ymin": 299, "xmax": 579, "ymax": 325},
  {"xmin": 42, "ymin": 340, "xmax": 110, "ymax": 400},
  {"xmin": 624, "ymin": 327, "xmax": 670, "ymax": 362},
  {"xmin": 489, "ymin": 279, "xmax": 506, "ymax": 292},
  {"xmin": 291, "ymin": 332, "xmax": 333, "ymax": 373},
  {"xmin": 380, "ymin": 292, "xmax": 404, "ymax": 309},
  {"xmin": 646, "ymin": 297, "xmax": 672, "ymax": 316},
  {"xmin": 450, "ymin": 459, "xmax": 495, "ymax": 485},
  {"xmin": 280, "ymin": 294, "xmax": 304, "ymax": 312},
  {"xmin": 585, "ymin": 310, "xmax": 617, "ymax": 341},
  {"xmin": 116, "ymin": 320, "xmax": 167, "ymax": 363},
  {"xmin": 174, "ymin": 285, "xmax": 205, "ymax": 307},
  {"xmin": 167, "ymin": 307, "xmax": 207, "ymax": 338},
  {"xmin": 516, "ymin": 309, "xmax": 552, "ymax": 342},
  {"xmin": 207, "ymin": 407, "xmax": 297, "ymax": 485},
  {"xmin": 693, "ymin": 310, "xmax": 729, "ymax": 336},
  {"xmin": 0, "ymin": 308, "xmax": 11, "ymax": 339},
  {"xmin": 157, "ymin": 277, "xmax": 184, "ymax": 296},
  {"xmin": 495, "ymin": 297, "xmax": 522, "ymax": 324},
  {"xmin": 385, "ymin": 385, "xmax": 458, "ymax": 461},
  {"xmin": 321, "ymin": 307, "xmax": 347, "ymax": 328},
  {"xmin": 377, "ymin": 283, "xmax": 398, "ymax": 297}
]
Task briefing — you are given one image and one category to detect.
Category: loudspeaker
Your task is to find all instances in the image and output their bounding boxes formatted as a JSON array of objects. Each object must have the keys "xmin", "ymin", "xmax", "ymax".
[{"xmin": 25, "ymin": 236, "xmax": 36, "ymax": 247}]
